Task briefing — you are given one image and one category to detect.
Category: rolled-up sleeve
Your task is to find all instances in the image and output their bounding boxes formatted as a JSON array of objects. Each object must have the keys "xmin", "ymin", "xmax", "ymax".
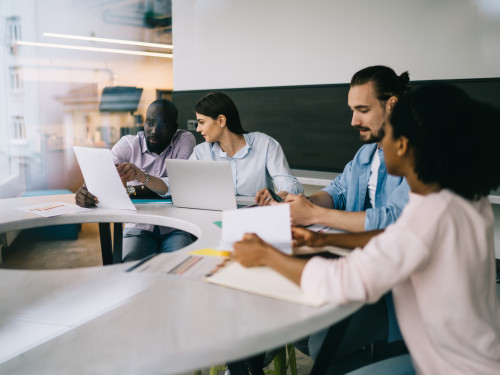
[
  {"xmin": 321, "ymin": 162, "xmax": 352, "ymax": 210},
  {"xmin": 265, "ymin": 139, "xmax": 304, "ymax": 194}
]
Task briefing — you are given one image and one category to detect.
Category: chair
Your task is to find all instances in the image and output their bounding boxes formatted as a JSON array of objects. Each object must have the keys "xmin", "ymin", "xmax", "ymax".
[{"xmin": 197, "ymin": 343, "xmax": 297, "ymax": 375}]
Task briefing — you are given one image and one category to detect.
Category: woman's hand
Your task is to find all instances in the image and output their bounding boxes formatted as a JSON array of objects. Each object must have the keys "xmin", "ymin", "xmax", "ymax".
[
  {"xmin": 292, "ymin": 226, "xmax": 325, "ymax": 247},
  {"xmin": 255, "ymin": 188, "xmax": 278, "ymax": 206},
  {"xmin": 232, "ymin": 233, "xmax": 276, "ymax": 267}
]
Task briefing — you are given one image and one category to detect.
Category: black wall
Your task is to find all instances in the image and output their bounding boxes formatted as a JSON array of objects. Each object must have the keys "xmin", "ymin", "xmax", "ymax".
[{"xmin": 173, "ymin": 78, "xmax": 500, "ymax": 173}]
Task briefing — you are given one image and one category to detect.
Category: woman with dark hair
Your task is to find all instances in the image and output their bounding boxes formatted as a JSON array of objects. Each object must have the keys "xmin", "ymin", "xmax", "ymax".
[
  {"xmin": 232, "ymin": 83, "xmax": 500, "ymax": 373},
  {"xmin": 190, "ymin": 91, "xmax": 303, "ymax": 204}
]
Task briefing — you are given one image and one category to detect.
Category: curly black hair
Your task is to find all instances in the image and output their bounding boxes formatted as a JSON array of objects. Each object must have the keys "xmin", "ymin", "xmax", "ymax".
[{"xmin": 390, "ymin": 82, "xmax": 500, "ymax": 200}]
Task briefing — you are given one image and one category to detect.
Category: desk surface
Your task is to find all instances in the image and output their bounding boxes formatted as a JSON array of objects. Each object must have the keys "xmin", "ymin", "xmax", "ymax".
[{"xmin": 0, "ymin": 194, "xmax": 361, "ymax": 374}]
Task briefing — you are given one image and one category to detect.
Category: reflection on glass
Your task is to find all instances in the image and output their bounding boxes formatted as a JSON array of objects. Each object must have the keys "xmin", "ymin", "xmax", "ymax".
[{"xmin": 0, "ymin": 0, "xmax": 173, "ymax": 198}]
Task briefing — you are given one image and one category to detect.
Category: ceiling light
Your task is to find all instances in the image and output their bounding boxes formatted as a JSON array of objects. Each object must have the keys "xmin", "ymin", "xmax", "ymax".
[
  {"xmin": 43, "ymin": 32, "xmax": 173, "ymax": 49},
  {"xmin": 16, "ymin": 41, "xmax": 173, "ymax": 58}
]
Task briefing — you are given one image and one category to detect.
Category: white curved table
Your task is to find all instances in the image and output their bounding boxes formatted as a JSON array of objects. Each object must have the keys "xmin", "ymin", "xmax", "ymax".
[{"xmin": 0, "ymin": 194, "xmax": 362, "ymax": 374}]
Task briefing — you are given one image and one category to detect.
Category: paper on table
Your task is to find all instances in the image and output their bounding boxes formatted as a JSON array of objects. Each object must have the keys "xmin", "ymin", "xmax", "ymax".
[
  {"xmin": 16, "ymin": 202, "xmax": 90, "ymax": 217},
  {"xmin": 220, "ymin": 204, "xmax": 292, "ymax": 254},
  {"xmin": 127, "ymin": 252, "xmax": 228, "ymax": 279},
  {"xmin": 73, "ymin": 146, "xmax": 136, "ymax": 210},
  {"xmin": 205, "ymin": 261, "xmax": 325, "ymax": 307}
]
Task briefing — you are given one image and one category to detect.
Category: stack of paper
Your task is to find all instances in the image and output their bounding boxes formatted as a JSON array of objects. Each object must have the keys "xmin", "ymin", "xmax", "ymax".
[{"xmin": 206, "ymin": 262, "xmax": 325, "ymax": 307}]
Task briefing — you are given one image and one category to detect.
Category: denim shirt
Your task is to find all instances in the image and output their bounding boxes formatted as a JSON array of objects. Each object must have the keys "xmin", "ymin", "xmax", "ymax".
[
  {"xmin": 323, "ymin": 143, "xmax": 410, "ymax": 342},
  {"xmin": 322, "ymin": 143, "xmax": 410, "ymax": 231}
]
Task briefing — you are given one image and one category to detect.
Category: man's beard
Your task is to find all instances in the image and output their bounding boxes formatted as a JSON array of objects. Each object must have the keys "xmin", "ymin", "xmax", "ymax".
[
  {"xmin": 146, "ymin": 138, "xmax": 166, "ymax": 154},
  {"xmin": 355, "ymin": 125, "xmax": 385, "ymax": 144}
]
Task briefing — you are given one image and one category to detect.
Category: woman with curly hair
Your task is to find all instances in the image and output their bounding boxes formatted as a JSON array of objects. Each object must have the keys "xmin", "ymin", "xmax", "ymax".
[{"xmin": 233, "ymin": 82, "xmax": 500, "ymax": 374}]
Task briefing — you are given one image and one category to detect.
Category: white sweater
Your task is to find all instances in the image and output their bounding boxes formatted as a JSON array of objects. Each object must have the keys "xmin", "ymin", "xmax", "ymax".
[{"xmin": 301, "ymin": 190, "xmax": 500, "ymax": 374}]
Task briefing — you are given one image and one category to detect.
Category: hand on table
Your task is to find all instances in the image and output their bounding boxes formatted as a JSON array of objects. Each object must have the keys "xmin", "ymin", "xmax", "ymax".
[
  {"xmin": 75, "ymin": 185, "xmax": 98, "ymax": 207},
  {"xmin": 254, "ymin": 188, "xmax": 280, "ymax": 206}
]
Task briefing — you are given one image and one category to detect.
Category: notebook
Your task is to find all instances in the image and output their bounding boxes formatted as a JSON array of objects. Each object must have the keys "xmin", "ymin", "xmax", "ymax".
[
  {"xmin": 73, "ymin": 146, "xmax": 136, "ymax": 211},
  {"xmin": 165, "ymin": 159, "xmax": 255, "ymax": 210},
  {"xmin": 205, "ymin": 261, "xmax": 326, "ymax": 307}
]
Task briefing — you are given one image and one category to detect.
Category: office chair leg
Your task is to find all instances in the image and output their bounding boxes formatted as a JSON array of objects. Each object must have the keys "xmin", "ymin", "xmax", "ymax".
[
  {"xmin": 287, "ymin": 344, "xmax": 298, "ymax": 375},
  {"xmin": 272, "ymin": 349, "xmax": 286, "ymax": 375}
]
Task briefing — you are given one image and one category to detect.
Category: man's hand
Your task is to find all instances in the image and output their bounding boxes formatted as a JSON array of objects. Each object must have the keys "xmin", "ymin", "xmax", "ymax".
[
  {"xmin": 232, "ymin": 233, "xmax": 276, "ymax": 267},
  {"xmin": 285, "ymin": 193, "xmax": 317, "ymax": 226},
  {"xmin": 75, "ymin": 185, "xmax": 98, "ymax": 207},
  {"xmin": 116, "ymin": 162, "xmax": 144, "ymax": 183}
]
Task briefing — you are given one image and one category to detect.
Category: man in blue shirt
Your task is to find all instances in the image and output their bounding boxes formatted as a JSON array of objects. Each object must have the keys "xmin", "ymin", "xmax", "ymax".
[
  {"xmin": 228, "ymin": 66, "xmax": 412, "ymax": 375},
  {"xmin": 286, "ymin": 67, "xmax": 410, "ymax": 233},
  {"xmin": 284, "ymin": 66, "xmax": 411, "ymax": 373}
]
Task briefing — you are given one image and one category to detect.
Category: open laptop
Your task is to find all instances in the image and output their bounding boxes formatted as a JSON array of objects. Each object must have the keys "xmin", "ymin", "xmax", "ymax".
[{"xmin": 165, "ymin": 159, "xmax": 256, "ymax": 210}]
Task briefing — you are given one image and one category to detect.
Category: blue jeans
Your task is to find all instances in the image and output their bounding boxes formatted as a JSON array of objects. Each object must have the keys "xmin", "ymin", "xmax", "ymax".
[{"xmin": 122, "ymin": 226, "xmax": 195, "ymax": 262}]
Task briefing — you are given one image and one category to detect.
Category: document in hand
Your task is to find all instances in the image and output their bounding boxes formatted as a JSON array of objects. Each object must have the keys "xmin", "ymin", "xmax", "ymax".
[
  {"xmin": 73, "ymin": 146, "xmax": 136, "ymax": 210},
  {"xmin": 219, "ymin": 204, "xmax": 292, "ymax": 254},
  {"xmin": 205, "ymin": 261, "xmax": 325, "ymax": 307}
]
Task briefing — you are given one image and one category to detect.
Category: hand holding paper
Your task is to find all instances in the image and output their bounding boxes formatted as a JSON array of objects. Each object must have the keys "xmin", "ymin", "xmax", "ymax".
[
  {"xmin": 73, "ymin": 146, "xmax": 136, "ymax": 211},
  {"xmin": 220, "ymin": 204, "xmax": 292, "ymax": 254}
]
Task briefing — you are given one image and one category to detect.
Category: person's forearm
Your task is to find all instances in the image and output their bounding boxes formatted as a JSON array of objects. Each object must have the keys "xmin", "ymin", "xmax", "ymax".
[
  {"xmin": 262, "ymin": 246, "xmax": 308, "ymax": 285},
  {"xmin": 145, "ymin": 176, "xmax": 168, "ymax": 195},
  {"xmin": 309, "ymin": 191, "xmax": 334, "ymax": 208},
  {"xmin": 316, "ymin": 229, "xmax": 384, "ymax": 249},
  {"xmin": 138, "ymin": 171, "xmax": 168, "ymax": 195},
  {"xmin": 312, "ymin": 208, "xmax": 367, "ymax": 232}
]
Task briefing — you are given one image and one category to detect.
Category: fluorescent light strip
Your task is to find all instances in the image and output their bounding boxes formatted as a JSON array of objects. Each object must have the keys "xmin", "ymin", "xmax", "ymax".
[
  {"xmin": 43, "ymin": 32, "xmax": 173, "ymax": 49},
  {"xmin": 16, "ymin": 41, "xmax": 173, "ymax": 58}
]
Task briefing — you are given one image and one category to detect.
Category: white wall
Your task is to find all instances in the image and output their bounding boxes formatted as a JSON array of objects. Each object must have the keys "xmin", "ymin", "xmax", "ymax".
[{"xmin": 172, "ymin": 0, "xmax": 500, "ymax": 90}]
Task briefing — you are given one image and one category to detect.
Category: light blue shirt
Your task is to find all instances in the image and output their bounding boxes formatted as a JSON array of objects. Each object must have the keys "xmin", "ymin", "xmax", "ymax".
[
  {"xmin": 322, "ymin": 143, "xmax": 410, "ymax": 231},
  {"xmin": 189, "ymin": 132, "xmax": 304, "ymax": 197}
]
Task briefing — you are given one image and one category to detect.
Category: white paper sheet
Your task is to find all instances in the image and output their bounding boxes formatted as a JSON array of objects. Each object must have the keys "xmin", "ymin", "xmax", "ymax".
[
  {"xmin": 73, "ymin": 146, "xmax": 136, "ymax": 210},
  {"xmin": 127, "ymin": 252, "xmax": 228, "ymax": 279},
  {"xmin": 220, "ymin": 204, "xmax": 292, "ymax": 254},
  {"xmin": 16, "ymin": 202, "xmax": 90, "ymax": 217}
]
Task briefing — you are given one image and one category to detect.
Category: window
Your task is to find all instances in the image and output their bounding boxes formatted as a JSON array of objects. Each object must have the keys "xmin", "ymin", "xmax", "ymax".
[
  {"xmin": 9, "ymin": 66, "xmax": 23, "ymax": 92},
  {"xmin": 5, "ymin": 16, "xmax": 21, "ymax": 51},
  {"xmin": 11, "ymin": 116, "xmax": 26, "ymax": 140}
]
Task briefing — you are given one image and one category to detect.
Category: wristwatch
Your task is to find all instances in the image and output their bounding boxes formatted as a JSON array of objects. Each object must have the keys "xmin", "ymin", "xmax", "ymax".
[
  {"xmin": 141, "ymin": 171, "xmax": 150, "ymax": 190},
  {"xmin": 126, "ymin": 185, "xmax": 136, "ymax": 195}
]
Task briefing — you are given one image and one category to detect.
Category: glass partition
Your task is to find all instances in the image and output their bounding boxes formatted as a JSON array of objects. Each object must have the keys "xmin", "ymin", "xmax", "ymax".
[{"xmin": 0, "ymin": 0, "xmax": 173, "ymax": 198}]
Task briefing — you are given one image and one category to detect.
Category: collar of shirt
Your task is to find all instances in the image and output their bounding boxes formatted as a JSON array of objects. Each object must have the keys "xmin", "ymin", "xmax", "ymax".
[
  {"xmin": 358, "ymin": 143, "xmax": 379, "ymax": 165},
  {"xmin": 210, "ymin": 133, "xmax": 253, "ymax": 159}
]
